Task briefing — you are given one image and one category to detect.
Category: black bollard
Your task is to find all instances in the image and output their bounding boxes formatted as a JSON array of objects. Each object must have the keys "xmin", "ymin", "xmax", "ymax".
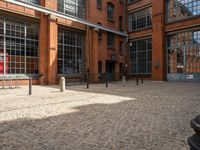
[
  {"xmin": 106, "ymin": 74, "xmax": 108, "ymax": 88},
  {"xmin": 87, "ymin": 80, "xmax": 89, "ymax": 89},
  {"xmin": 136, "ymin": 75, "xmax": 139, "ymax": 86},
  {"xmin": 29, "ymin": 77, "xmax": 32, "ymax": 95},
  {"xmin": 141, "ymin": 75, "xmax": 143, "ymax": 84},
  {"xmin": 188, "ymin": 115, "xmax": 200, "ymax": 150},
  {"xmin": 86, "ymin": 69, "xmax": 89, "ymax": 89}
]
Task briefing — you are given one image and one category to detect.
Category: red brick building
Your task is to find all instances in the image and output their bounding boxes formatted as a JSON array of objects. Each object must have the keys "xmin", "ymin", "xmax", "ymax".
[
  {"xmin": 128, "ymin": 0, "xmax": 200, "ymax": 81},
  {"xmin": 0, "ymin": 0, "xmax": 200, "ymax": 85}
]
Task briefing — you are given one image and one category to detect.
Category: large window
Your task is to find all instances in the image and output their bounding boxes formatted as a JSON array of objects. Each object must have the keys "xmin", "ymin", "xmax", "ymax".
[
  {"xmin": 58, "ymin": 29, "xmax": 84, "ymax": 75},
  {"xmin": 0, "ymin": 18, "xmax": 38, "ymax": 75},
  {"xmin": 19, "ymin": 0, "xmax": 39, "ymax": 4},
  {"xmin": 107, "ymin": 2, "xmax": 114, "ymax": 21},
  {"xmin": 167, "ymin": 29, "xmax": 200, "ymax": 74},
  {"xmin": 107, "ymin": 32, "xmax": 115, "ymax": 49},
  {"xmin": 128, "ymin": 7, "xmax": 152, "ymax": 32},
  {"xmin": 57, "ymin": 0, "xmax": 86, "ymax": 19},
  {"xmin": 130, "ymin": 38, "xmax": 152, "ymax": 74},
  {"xmin": 166, "ymin": 0, "xmax": 200, "ymax": 22}
]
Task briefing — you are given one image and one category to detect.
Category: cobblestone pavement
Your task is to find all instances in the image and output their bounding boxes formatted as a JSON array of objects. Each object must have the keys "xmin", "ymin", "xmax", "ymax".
[{"xmin": 0, "ymin": 81, "xmax": 200, "ymax": 150}]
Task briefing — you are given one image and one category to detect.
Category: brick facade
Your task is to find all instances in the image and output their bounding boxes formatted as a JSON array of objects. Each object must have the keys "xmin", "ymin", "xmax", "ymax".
[
  {"xmin": 128, "ymin": 0, "xmax": 200, "ymax": 81},
  {"xmin": 0, "ymin": 0, "xmax": 200, "ymax": 84}
]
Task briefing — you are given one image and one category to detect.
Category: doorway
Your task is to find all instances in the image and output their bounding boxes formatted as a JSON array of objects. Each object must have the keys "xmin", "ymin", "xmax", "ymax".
[{"xmin": 106, "ymin": 61, "xmax": 115, "ymax": 81}]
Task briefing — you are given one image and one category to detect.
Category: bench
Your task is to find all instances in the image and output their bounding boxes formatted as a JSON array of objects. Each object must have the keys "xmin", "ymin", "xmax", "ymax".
[{"xmin": 0, "ymin": 74, "xmax": 41, "ymax": 89}]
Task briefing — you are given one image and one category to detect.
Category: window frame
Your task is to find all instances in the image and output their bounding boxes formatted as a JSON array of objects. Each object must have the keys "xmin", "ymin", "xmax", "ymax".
[{"xmin": 107, "ymin": 2, "xmax": 115, "ymax": 21}]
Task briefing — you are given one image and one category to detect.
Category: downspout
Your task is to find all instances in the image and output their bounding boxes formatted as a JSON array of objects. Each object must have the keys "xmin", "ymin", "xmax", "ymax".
[{"xmin": 123, "ymin": 0, "xmax": 127, "ymax": 58}]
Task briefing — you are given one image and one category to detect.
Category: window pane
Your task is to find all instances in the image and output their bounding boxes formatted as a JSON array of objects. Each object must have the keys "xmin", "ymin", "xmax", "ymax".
[
  {"xmin": 58, "ymin": 28, "xmax": 84, "ymax": 75},
  {"xmin": 130, "ymin": 38, "xmax": 152, "ymax": 74},
  {"xmin": 128, "ymin": 7, "xmax": 152, "ymax": 32},
  {"xmin": 167, "ymin": 0, "xmax": 200, "ymax": 22},
  {"xmin": 0, "ymin": 18, "xmax": 38, "ymax": 74},
  {"xmin": 57, "ymin": 0, "xmax": 86, "ymax": 19}
]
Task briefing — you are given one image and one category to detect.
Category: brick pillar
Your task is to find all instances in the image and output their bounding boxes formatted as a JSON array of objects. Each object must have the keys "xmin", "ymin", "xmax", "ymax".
[
  {"xmin": 152, "ymin": 0, "xmax": 166, "ymax": 80},
  {"xmin": 39, "ymin": 13, "xmax": 48, "ymax": 84},
  {"xmin": 40, "ymin": 0, "xmax": 58, "ymax": 85},
  {"xmin": 89, "ymin": 28, "xmax": 99, "ymax": 82},
  {"xmin": 47, "ymin": 16, "xmax": 58, "ymax": 85}
]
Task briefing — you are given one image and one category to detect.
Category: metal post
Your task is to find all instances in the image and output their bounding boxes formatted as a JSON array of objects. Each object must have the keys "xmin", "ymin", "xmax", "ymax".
[
  {"xmin": 87, "ymin": 70, "xmax": 89, "ymax": 89},
  {"xmin": 2, "ymin": 79, "xmax": 5, "ymax": 89},
  {"xmin": 106, "ymin": 74, "xmax": 108, "ymax": 88},
  {"xmin": 136, "ymin": 75, "xmax": 138, "ymax": 86},
  {"xmin": 29, "ymin": 77, "xmax": 32, "ymax": 95},
  {"xmin": 141, "ymin": 75, "xmax": 143, "ymax": 84},
  {"xmin": 87, "ymin": 74, "xmax": 89, "ymax": 89}
]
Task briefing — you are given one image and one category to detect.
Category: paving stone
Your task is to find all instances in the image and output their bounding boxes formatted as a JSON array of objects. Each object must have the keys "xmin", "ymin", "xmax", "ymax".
[{"xmin": 0, "ymin": 81, "xmax": 199, "ymax": 150}]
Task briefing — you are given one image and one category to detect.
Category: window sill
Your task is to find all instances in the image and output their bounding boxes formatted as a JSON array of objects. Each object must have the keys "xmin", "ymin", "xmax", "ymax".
[
  {"xmin": 97, "ymin": 7, "xmax": 102, "ymax": 10},
  {"xmin": 107, "ymin": 19, "xmax": 115, "ymax": 23},
  {"xmin": 129, "ymin": 26, "xmax": 152, "ymax": 33}
]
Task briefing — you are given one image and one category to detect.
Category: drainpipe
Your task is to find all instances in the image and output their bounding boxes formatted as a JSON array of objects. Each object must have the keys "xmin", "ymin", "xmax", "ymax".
[{"xmin": 123, "ymin": 0, "xmax": 128, "ymax": 61}]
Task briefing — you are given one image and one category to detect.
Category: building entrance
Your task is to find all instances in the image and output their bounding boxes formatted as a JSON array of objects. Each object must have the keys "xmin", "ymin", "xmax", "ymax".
[{"xmin": 106, "ymin": 61, "xmax": 115, "ymax": 81}]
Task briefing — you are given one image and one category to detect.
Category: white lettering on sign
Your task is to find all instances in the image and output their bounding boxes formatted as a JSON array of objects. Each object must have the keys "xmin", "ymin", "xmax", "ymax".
[{"xmin": 186, "ymin": 74, "xmax": 194, "ymax": 79}]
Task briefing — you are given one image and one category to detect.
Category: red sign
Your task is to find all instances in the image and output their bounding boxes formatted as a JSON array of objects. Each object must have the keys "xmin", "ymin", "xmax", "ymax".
[{"xmin": 0, "ymin": 51, "xmax": 9, "ymax": 74}]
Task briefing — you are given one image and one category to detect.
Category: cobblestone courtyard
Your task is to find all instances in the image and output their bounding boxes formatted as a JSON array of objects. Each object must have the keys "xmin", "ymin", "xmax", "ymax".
[{"xmin": 0, "ymin": 81, "xmax": 200, "ymax": 150}]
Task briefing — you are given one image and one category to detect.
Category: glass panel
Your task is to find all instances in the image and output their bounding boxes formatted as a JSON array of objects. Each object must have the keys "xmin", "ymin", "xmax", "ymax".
[
  {"xmin": 130, "ymin": 38, "xmax": 152, "ymax": 74},
  {"xmin": 58, "ymin": 29, "xmax": 84, "ymax": 75},
  {"xmin": 128, "ymin": 7, "xmax": 152, "ymax": 32},
  {"xmin": 167, "ymin": 0, "xmax": 200, "ymax": 22},
  {"xmin": 57, "ymin": 0, "xmax": 86, "ymax": 19},
  {"xmin": 0, "ymin": 19, "xmax": 39, "ymax": 75},
  {"xmin": 167, "ymin": 29, "xmax": 200, "ymax": 74}
]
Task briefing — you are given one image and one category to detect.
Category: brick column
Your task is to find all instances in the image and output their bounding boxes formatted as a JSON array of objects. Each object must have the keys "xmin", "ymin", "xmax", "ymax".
[
  {"xmin": 39, "ymin": 0, "xmax": 58, "ymax": 85},
  {"xmin": 39, "ymin": 13, "xmax": 48, "ymax": 84},
  {"xmin": 152, "ymin": 0, "xmax": 166, "ymax": 80},
  {"xmin": 47, "ymin": 16, "xmax": 58, "ymax": 85},
  {"xmin": 89, "ymin": 28, "xmax": 99, "ymax": 82}
]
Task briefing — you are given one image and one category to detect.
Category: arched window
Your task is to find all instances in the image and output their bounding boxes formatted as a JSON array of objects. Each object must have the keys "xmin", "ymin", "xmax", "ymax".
[{"xmin": 107, "ymin": 2, "xmax": 114, "ymax": 21}]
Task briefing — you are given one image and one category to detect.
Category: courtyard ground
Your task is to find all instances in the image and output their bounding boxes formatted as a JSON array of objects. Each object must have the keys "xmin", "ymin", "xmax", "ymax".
[{"xmin": 0, "ymin": 81, "xmax": 199, "ymax": 150}]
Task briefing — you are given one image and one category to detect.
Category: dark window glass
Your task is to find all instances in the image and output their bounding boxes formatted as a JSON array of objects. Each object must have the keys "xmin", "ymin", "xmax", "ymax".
[
  {"xmin": 128, "ymin": 7, "xmax": 152, "ymax": 32},
  {"xmin": 97, "ymin": 0, "xmax": 102, "ymax": 9},
  {"xmin": 107, "ymin": 3, "xmax": 114, "ymax": 21},
  {"xmin": 130, "ymin": 38, "xmax": 152, "ymax": 74},
  {"xmin": 57, "ymin": 0, "xmax": 86, "ymax": 19},
  {"xmin": 107, "ymin": 32, "xmax": 114, "ymax": 49},
  {"xmin": 58, "ymin": 29, "xmax": 84, "ymax": 75}
]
